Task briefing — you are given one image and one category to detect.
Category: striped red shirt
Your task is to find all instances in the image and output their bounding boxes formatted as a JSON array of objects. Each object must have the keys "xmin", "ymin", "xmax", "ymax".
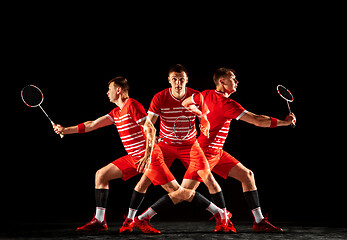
[
  {"xmin": 107, "ymin": 98, "xmax": 147, "ymax": 159},
  {"xmin": 148, "ymin": 87, "xmax": 201, "ymax": 146},
  {"xmin": 194, "ymin": 90, "xmax": 247, "ymax": 153}
]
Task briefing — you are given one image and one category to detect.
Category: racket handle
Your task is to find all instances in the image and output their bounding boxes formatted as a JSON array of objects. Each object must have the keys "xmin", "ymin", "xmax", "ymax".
[{"xmin": 51, "ymin": 121, "xmax": 64, "ymax": 138}]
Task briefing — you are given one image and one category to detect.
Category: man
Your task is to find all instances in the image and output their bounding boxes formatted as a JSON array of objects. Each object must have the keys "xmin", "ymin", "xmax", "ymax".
[
  {"xmin": 52, "ymin": 76, "xmax": 194, "ymax": 232},
  {"xmin": 127, "ymin": 64, "xmax": 235, "ymax": 233},
  {"xmin": 182, "ymin": 67, "xmax": 296, "ymax": 232}
]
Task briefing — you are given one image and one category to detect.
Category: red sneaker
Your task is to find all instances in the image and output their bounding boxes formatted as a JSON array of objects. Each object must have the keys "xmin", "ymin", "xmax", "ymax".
[
  {"xmin": 226, "ymin": 218, "xmax": 237, "ymax": 233},
  {"xmin": 76, "ymin": 217, "xmax": 108, "ymax": 231},
  {"xmin": 253, "ymin": 214, "xmax": 283, "ymax": 232},
  {"xmin": 133, "ymin": 216, "xmax": 161, "ymax": 234},
  {"xmin": 210, "ymin": 210, "xmax": 236, "ymax": 233},
  {"xmin": 119, "ymin": 218, "xmax": 134, "ymax": 233}
]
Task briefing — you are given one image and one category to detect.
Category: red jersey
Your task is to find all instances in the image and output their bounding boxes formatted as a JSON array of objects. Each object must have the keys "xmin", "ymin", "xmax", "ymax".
[
  {"xmin": 107, "ymin": 98, "xmax": 147, "ymax": 159},
  {"xmin": 194, "ymin": 90, "xmax": 247, "ymax": 153},
  {"xmin": 148, "ymin": 87, "xmax": 201, "ymax": 146}
]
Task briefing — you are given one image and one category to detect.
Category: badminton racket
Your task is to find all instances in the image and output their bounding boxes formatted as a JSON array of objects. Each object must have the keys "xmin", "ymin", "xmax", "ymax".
[
  {"xmin": 276, "ymin": 85, "xmax": 295, "ymax": 127},
  {"xmin": 158, "ymin": 116, "xmax": 192, "ymax": 142},
  {"xmin": 21, "ymin": 84, "xmax": 64, "ymax": 138}
]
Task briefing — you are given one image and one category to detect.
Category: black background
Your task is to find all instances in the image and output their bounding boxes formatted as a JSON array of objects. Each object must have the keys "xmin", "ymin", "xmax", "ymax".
[{"xmin": 5, "ymin": 4, "xmax": 344, "ymax": 229}]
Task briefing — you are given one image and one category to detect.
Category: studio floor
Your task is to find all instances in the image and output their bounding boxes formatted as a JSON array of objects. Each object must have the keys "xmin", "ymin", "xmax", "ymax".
[{"xmin": 1, "ymin": 221, "xmax": 346, "ymax": 240}]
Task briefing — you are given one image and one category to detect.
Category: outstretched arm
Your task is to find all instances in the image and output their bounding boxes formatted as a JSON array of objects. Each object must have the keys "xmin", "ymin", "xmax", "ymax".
[
  {"xmin": 239, "ymin": 111, "xmax": 296, "ymax": 127},
  {"xmin": 53, "ymin": 115, "xmax": 114, "ymax": 136}
]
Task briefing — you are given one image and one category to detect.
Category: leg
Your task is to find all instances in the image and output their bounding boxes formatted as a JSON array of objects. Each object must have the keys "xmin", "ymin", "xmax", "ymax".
[
  {"xmin": 180, "ymin": 178, "xmax": 200, "ymax": 193},
  {"xmin": 137, "ymin": 179, "xmax": 182, "ymax": 220},
  {"xmin": 95, "ymin": 163, "xmax": 123, "ymax": 189},
  {"xmin": 181, "ymin": 143, "xmax": 230, "ymax": 229},
  {"xmin": 77, "ymin": 163, "xmax": 123, "ymax": 231},
  {"xmin": 227, "ymin": 163, "xmax": 263, "ymax": 221},
  {"xmin": 133, "ymin": 180, "xmax": 182, "ymax": 234},
  {"xmin": 122, "ymin": 144, "xmax": 180, "ymax": 234},
  {"xmin": 134, "ymin": 174, "xmax": 153, "ymax": 193},
  {"xmin": 227, "ymin": 162, "xmax": 282, "ymax": 231},
  {"xmin": 124, "ymin": 174, "xmax": 178, "ymax": 222},
  {"xmin": 201, "ymin": 171, "xmax": 222, "ymax": 194},
  {"xmin": 127, "ymin": 143, "xmax": 179, "ymax": 220},
  {"xmin": 227, "ymin": 162, "xmax": 256, "ymax": 192},
  {"xmin": 124, "ymin": 175, "xmax": 153, "ymax": 223},
  {"xmin": 94, "ymin": 163, "xmax": 123, "ymax": 222}
]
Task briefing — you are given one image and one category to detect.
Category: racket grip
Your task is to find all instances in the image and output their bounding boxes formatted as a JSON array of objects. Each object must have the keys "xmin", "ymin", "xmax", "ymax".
[{"xmin": 51, "ymin": 121, "xmax": 64, "ymax": 138}]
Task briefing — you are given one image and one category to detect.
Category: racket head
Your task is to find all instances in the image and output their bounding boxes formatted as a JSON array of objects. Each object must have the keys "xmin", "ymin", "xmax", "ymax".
[
  {"xmin": 173, "ymin": 116, "xmax": 192, "ymax": 140},
  {"xmin": 276, "ymin": 85, "xmax": 294, "ymax": 102},
  {"xmin": 21, "ymin": 85, "xmax": 44, "ymax": 107}
]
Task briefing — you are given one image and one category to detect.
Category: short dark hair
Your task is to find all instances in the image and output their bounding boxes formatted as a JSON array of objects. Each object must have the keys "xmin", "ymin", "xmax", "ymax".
[
  {"xmin": 108, "ymin": 76, "xmax": 130, "ymax": 93},
  {"xmin": 168, "ymin": 64, "xmax": 187, "ymax": 75},
  {"xmin": 213, "ymin": 68, "xmax": 236, "ymax": 86}
]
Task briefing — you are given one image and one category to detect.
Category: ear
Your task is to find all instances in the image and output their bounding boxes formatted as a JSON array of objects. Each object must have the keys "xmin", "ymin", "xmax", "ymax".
[
  {"xmin": 116, "ymin": 87, "xmax": 122, "ymax": 94},
  {"xmin": 219, "ymin": 78, "xmax": 224, "ymax": 86}
]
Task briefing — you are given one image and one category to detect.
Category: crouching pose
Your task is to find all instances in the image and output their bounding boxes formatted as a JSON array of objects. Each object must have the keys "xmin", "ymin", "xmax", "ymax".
[
  {"xmin": 182, "ymin": 67, "xmax": 296, "ymax": 232},
  {"xmin": 121, "ymin": 64, "xmax": 235, "ymax": 234},
  {"xmin": 53, "ymin": 77, "xmax": 202, "ymax": 232}
]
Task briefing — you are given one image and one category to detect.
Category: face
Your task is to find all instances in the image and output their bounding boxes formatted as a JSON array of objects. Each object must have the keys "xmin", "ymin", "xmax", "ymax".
[
  {"xmin": 220, "ymin": 71, "xmax": 238, "ymax": 94},
  {"xmin": 168, "ymin": 71, "xmax": 188, "ymax": 96},
  {"xmin": 107, "ymin": 82, "xmax": 120, "ymax": 103}
]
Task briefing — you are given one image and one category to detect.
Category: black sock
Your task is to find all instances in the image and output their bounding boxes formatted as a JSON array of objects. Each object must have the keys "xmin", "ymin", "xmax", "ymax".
[
  {"xmin": 191, "ymin": 192, "xmax": 211, "ymax": 209},
  {"xmin": 243, "ymin": 190, "xmax": 260, "ymax": 210},
  {"xmin": 211, "ymin": 191, "xmax": 226, "ymax": 209},
  {"xmin": 95, "ymin": 189, "xmax": 109, "ymax": 208},
  {"xmin": 129, "ymin": 190, "xmax": 145, "ymax": 210},
  {"xmin": 151, "ymin": 194, "xmax": 175, "ymax": 213}
]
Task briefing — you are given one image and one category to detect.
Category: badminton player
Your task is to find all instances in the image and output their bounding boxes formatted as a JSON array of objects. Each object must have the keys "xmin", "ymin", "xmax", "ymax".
[
  {"xmin": 182, "ymin": 67, "xmax": 296, "ymax": 232},
  {"xmin": 129, "ymin": 64, "xmax": 235, "ymax": 233},
  {"xmin": 52, "ymin": 77, "xmax": 198, "ymax": 232}
]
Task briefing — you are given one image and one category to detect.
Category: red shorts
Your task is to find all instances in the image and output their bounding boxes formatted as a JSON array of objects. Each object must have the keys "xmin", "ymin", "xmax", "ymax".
[
  {"xmin": 158, "ymin": 140, "xmax": 210, "ymax": 182},
  {"xmin": 203, "ymin": 149, "xmax": 240, "ymax": 179},
  {"xmin": 112, "ymin": 143, "xmax": 175, "ymax": 186}
]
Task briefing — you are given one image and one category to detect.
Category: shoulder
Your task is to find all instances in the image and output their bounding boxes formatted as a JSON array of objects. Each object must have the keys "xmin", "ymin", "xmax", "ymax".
[
  {"xmin": 107, "ymin": 106, "xmax": 120, "ymax": 117},
  {"xmin": 224, "ymin": 98, "xmax": 243, "ymax": 108},
  {"xmin": 201, "ymin": 89, "xmax": 213, "ymax": 97},
  {"xmin": 153, "ymin": 88, "xmax": 170, "ymax": 99},
  {"xmin": 187, "ymin": 87, "xmax": 200, "ymax": 95},
  {"xmin": 128, "ymin": 98, "xmax": 142, "ymax": 106},
  {"xmin": 127, "ymin": 98, "xmax": 145, "ymax": 111},
  {"xmin": 223, "ymin": 98, "xmax": 246, "ymax": 120},
  {"xmin": 126, "ymin": 98, "xmax": 147, "ymax": 121},
  {"xmin": 109, "ymin": 106, "xmax": 120, "ymax": 113}
]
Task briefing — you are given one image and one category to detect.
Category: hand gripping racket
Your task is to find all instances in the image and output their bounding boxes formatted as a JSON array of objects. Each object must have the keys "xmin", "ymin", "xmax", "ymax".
[
  {"xmin": 276, "ymin": 85, "xmax": 296, "ymax": 127},
  {"xmin": 21, "ymin": 84, "xmax": 64, "ymax": 138},
  {"xmin": 158, "ymin": 116, "xmax": 192, "ymax": 142}
]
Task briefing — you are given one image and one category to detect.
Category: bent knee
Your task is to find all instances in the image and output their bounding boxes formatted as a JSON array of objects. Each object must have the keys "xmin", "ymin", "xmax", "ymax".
[
  {"xmin": 241, "ymin": 169, "xmax": 255, "ymax": 182},
  {"xmin": 135, "ymin": 178, "xmax": 152, "ymax": 193},
  {"xmin": 95, "ymin": 169, "xmax": 107, "ymax": 184},
  {"xmin": 181, "ymin": 188, "xmax": 195, "ymax": 201},
  {"xmin": 169, "ymin": 187, "xmax": 195, "ymax": 204},
  {"xmin": 204, "ymin": 173, "xmax": 221, "ymax": 193}
]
